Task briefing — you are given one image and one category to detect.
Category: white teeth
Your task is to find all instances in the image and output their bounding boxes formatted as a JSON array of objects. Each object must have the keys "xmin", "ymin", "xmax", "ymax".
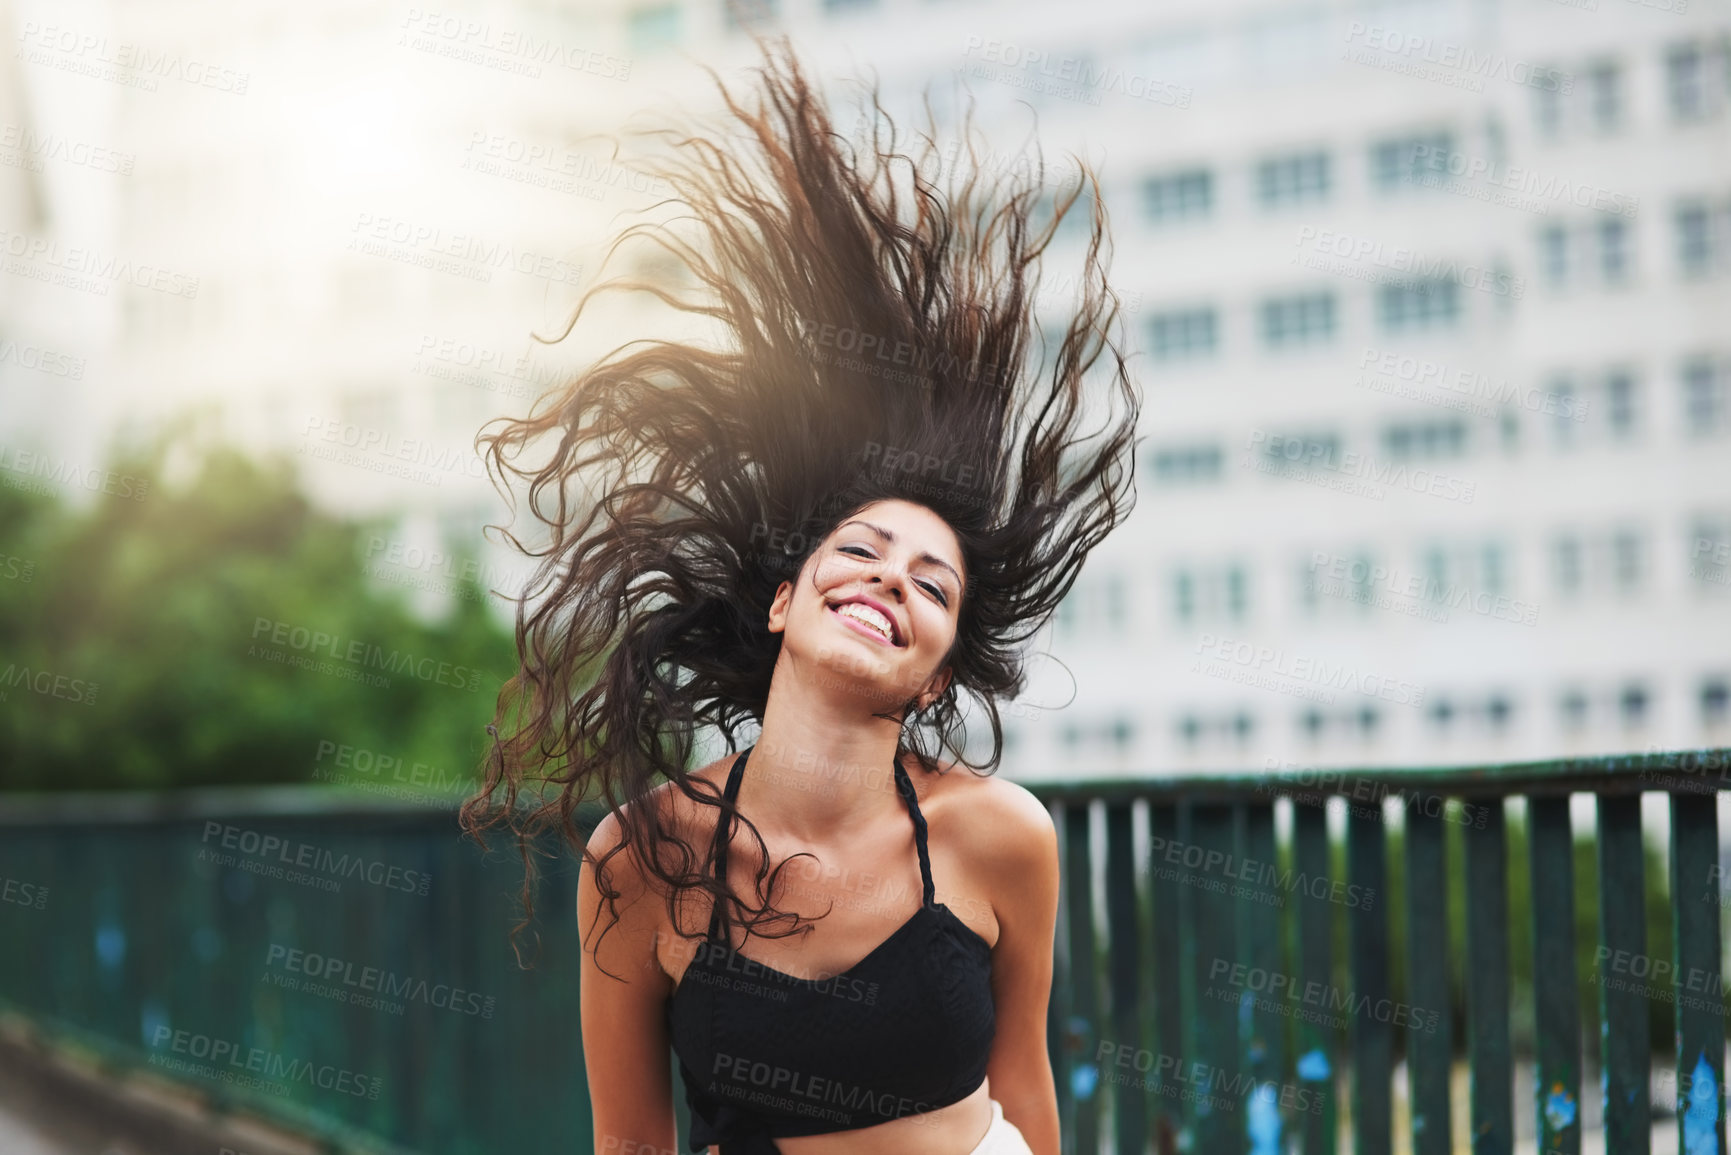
[{"xmin": 836, "ymin": 602, "xmax": 895, "ymax": 643}]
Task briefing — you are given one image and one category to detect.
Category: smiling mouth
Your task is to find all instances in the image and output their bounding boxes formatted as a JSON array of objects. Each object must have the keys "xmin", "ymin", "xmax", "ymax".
[{"xmin": 827, "ymin": 602, "xmax": 903, "ymax": 647}]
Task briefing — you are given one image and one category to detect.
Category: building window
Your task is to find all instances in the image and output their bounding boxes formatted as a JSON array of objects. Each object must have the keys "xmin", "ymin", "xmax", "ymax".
[
  {"xmin": 1053, "ymin": 191, "xmax": 1098, "ymax": 240},
  {"xmin": 1423, "ymin": 545, "xmax": 1449, "ymax": 603},
  {"xmin": 1349, "ymin": 552, "xmax": 1375, "ymax": 609},
  {"xmin": 1675, "ymin": 202, "xmax": 1721, "ymax": 278},
  {"xmin": 626, "ymin": 3, "xmax": 681, "ymax": 49},
  {"xmin": 1259, "ymin": 291, "xmax": 1336, "ymax": 348},
  {"xmin": 1534, "ymin": 83, "xmax": 1564, "ymax": 139},
  {"xmin": 1605, "ymin": 370, "xmax": 1637, "ymax": 438},
  {"xmin": 1598, "ymin": 218, "xmax": 1631, "ymax": 284},
  {"xmin": 1485, "ymin": 694, "xmax": 1513, "ymax": 730},
  {"xmin": 1105, "ymin": 573, "xmax": 1127, "ymax": 628},
  {"xmin": 1553, "ymin": 533, "xmax": 1583, "ymax": 594},
  {"xmin": 1298, "ymin": 550, "xmax": 1374, "ymax": 616},
  {"xmin": 1611, "ymin": 528, "xmax": 1644, "ymax": 592},
  {"xmin": 1376, "ymin": 277, "xmax": 1460, "ymax": 331},
  {"xmin": 1256, "ymin": 151, "xmax": 1330, "ymax": 208},
  {"xmin": 1142, "ymin": 169, "xmax": 1213, "ymax": 224},
  {"xmin": 1619, "ymin": 682, "xmax": 1649, "ymax": 728},
  {"xmin": 1054, "ymin": 592, "xmax": 1079, "ymax": 636},
  {"xmin": 1175, "ymin": 710, "xmax": 1256, "ymax": 748},
  {"xmin": 1171, "ymin": 563, "xmax": 1251, "ymax": 624},
  {"xmin": 1225, "ymin": 565, "xmax": 1248, "ymax": 619},
  {"xmin": 1559, "ymin": 688, "xmax": 1589, "ymax": 729},
  {"xmin": 1111, "ymin": 716, "xmax": 1134, "ymax": 752},
  {"xmin": 1588, "ymin": 61, "xmax": 1622, "ymax": 132},
  {"xmin": 1545, "ymin": 375, "xmax": 1580, "ymax": 447},
  {"xmin": 1381, "ymin": 417, "xmax": 1467, "ymax": 461},
  {"xmin": 1178, "ymin": 714, "xmax": 1202, "ymax": 745},
  {"xmin": 1540, "ymin": 224, "xmax": 1569, "ymax": 287},
  {"xmin": 1147, "ymin": 307, "xmax": 1218, "ymax": 360},
  {"xmin": 1703, "ymin": 678, "xmax": 1730, "ymax": 728},
  {"xmin": 1683, "ymin": 356, "xmax": 1726, "ymax": 436},
  {"xmin": 1370, "ymin": 131, "xmax": 1453, "ymax": 193},
  {"xmin": 1668, "ymin": 41, "xmax": 1713, "ymax": 121},
  {"xmin": 1499, "ymin": 407, "xmax": 1521, "ymax": 452},
  {"xmin": 1032, "ymin": 191, "xmax": 1094, "ymax": 242},
  {"xmin": 1418, "ymin": 539, "xmax": 1505, "ymax": 604},
  {"xmin": 721, "ymin": 0, "xmax": 775, "ymax": 28},
  {"xmin": 1482, "ymin": 542, "xmax": 1505, "ymax": 594},
  {"xmin": 1148, "ymin": 443, "xmax": 1224, "ymax": 484},
  {"xmin": 1690, "ymin": 515, "xmax": 1731, "ymax": 590},
  {"xmin": 1260, "ymin": 431, "xmax": 1341, "ymax": 470}
]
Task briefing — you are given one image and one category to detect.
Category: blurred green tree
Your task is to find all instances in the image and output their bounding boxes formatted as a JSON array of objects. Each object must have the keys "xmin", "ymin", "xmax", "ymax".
[{"xmin": 0, "ymin": 419, "xmax": 516, "ymax": 793}]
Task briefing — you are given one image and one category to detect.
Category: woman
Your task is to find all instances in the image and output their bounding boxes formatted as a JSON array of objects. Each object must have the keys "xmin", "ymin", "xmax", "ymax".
[{"xmin": 460, "ymin": 36, "xmax": 1140, "ymax": 1155}]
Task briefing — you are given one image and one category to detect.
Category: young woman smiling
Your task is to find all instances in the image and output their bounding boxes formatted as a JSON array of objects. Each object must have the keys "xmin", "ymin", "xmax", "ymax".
[{"xmin": 460, "ymin": 36, "xmax": 1142, "ymax": 1155}]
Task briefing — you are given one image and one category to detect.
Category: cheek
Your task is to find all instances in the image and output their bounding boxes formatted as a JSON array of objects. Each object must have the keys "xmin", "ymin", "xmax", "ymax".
[{"xmin": 918, "ymin": 609, "xmax": 959, "ymax": 652}]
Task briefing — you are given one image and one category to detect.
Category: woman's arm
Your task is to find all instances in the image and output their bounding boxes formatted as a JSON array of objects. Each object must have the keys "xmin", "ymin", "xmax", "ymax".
[
  {"xmin": 581, "ymin": 808, "xmax": 681, "ymax": 1155},
  {"xmin": 979, "ymin": 781, "xmax": 1062, "ymax": 1155}
]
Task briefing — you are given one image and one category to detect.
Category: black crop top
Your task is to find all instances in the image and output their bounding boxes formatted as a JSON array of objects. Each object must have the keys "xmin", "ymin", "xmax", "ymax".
[{"xmin": 664, "ymin": 745, "xmax": 996, "ymax": 1154}]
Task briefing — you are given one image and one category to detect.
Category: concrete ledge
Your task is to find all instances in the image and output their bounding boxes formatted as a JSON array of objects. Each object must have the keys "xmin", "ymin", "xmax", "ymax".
[{"xmin": 0, "ymin": 1017, "xmax": 333, "ymax": 1155}]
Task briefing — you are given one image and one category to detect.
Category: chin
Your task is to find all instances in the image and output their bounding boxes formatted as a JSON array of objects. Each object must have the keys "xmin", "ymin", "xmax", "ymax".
[{"xmin": 804, "ymin": 642, "xmax": 913, "ymax": 705}]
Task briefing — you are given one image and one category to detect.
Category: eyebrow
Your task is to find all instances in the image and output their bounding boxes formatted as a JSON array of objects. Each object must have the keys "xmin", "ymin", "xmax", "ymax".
[{"xmin": 838, "ymin": 520, "xmax": 964, "ymax": 589}]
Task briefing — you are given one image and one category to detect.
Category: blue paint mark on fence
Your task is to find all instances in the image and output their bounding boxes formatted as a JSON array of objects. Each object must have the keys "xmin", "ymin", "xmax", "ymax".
[
  {"xmin": 1684, "ymin": 1049, "xmax": 1718, "ymax": 1155},
  {"xmin": 1543, "ymin": 1081, "xmax": 1576, "ymax": 1133},
  {"xmin": 1248, "ymin": 1081, "xmax": 1282, "ymax": 1155}
]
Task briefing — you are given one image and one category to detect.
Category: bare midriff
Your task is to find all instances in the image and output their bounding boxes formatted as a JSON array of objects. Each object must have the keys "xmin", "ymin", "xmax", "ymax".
[{"xmin": 706, "ymin": 1076, "xmax": 993, "ymax": 1155}]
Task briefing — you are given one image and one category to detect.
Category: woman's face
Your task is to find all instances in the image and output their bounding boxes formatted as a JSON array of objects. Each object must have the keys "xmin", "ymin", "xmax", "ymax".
[{"xmin": 767, "ymin": 499, "xmax": 965, "ymax": 714}]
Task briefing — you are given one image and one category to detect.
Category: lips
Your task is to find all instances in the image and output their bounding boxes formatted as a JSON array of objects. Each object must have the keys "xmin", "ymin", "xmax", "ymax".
[{"xmin": 826, "ymin": 595, "xmax": 904, "ymax": 647}]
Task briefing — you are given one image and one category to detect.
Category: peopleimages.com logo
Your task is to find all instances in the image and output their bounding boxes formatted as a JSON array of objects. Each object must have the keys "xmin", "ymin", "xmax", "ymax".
[
  {"xmin": 147, "ymin": 1027, "xmax": 381, "ymax": 1099},
  {"xmin": 249, "ymin": 617, "xmax": 484, "ymax": 691},
  {"xmin": 199, "ymin": 821, "xmax": 431, "ymax": 896}
]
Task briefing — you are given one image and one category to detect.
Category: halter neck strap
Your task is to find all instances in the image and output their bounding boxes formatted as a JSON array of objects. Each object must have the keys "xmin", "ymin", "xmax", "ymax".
[{"xmin": 706, "ymin": 745, "xmax": 935, "ymax": 942}]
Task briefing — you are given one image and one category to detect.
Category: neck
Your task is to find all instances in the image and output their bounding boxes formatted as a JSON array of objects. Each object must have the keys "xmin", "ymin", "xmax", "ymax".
[{"xmin": 743, "ymin": 682, "xmax": 913, "ymax": 844}]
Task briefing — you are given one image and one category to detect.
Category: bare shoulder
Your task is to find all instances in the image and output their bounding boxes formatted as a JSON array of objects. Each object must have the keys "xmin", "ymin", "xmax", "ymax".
[
  {"xmin": 579, "ymin": 753, "xmax": 737, "ymax": 976},
  {"xmin": 924, "ymin": 758, "xmax": 1056, "ymax": 865},
  {"xmin": 584, "ymin": 752, "xmax": 735, "ymax": 876}
]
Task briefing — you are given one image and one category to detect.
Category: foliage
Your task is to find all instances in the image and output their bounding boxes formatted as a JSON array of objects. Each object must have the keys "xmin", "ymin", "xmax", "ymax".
[{"xmin": 0, "ymin": 421, "xmax": 515, "ymax": 793}]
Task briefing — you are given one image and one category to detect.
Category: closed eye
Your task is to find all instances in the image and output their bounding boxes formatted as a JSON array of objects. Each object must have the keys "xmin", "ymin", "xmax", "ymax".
[{"xmin": 838, "ymin": 545, "xmax": 950, "ymax": 606}]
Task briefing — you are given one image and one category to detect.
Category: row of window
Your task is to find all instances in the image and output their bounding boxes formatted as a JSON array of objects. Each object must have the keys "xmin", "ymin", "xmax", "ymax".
[
  {"xmin": 1141, "ymin": 203, "xmax": 1725, "ymax": 363},
  {"xmin": 1533, "ymin": 37, "xmax": 1731, "ymax": 138},
  {"xmin": 1137, "ymin": 132, "xmax": 1453, "ymax": 224},
  {"xmin": 1533, "ymin": 206, "xmax": 1731, "ymax": 288},
  {"xmin": 1144, "ymin": 277, "xmax": 1467, "ymax": 360},
  {"xmin": 1023, "ymin": 673, "xmax": 1731, "ymax": 757},
  {"xmin": 1142, "ymin": 374, "xmax": 1725, "ymax": 493},
  {"xmin": 1053, "ymin": 522, "xmax": 1731, "ymax": 635},
  {"xmin": 679, "ymin": 0, "xmax": 1731, "ymax": 142}
]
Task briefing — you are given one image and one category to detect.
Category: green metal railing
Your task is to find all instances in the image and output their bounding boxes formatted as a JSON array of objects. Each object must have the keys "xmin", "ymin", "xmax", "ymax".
[
  {"xmin": 0, "ymin": 747, "xmax": 1727, "ymax": 1154},
  {"xmin": 1033, "ymin": 747, "xmax": 1731, "ymax": 1155},
  {"xmin": 0, "ymin": 786, "xmax": 581, "ymax": 1155}
]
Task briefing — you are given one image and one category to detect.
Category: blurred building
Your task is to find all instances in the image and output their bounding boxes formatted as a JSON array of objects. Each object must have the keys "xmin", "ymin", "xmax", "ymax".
[
  {"xmin": 598, "ymin": 0, "xmax": 1731, "ymax": 775},
  {"xmin": 0, "ymin": 0, "xmax": 1726, "ymax": 773},
  {"xmin": 0, "ymin": 0, "xmax": 650, "ymax": 615}
]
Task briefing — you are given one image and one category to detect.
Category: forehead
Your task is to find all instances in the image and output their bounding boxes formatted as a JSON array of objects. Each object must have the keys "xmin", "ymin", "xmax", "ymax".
[
  {"xmin": 830, "ymin": 501, "xmax": 965, "ymax": 578},
  {"xmin": 841, "ymin": 499, "xmax": 955, "ymax": 538}
]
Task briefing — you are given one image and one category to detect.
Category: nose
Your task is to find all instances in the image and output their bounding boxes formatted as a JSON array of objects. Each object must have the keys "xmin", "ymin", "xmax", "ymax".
[{"xmin": 866, "ymin": 561, "xmax": 911, "ymax": 600}]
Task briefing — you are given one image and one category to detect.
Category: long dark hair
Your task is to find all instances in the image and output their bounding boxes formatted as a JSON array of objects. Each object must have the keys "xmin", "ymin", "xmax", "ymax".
[{"xmin": 459, "ymin": 36, "xmax": 1141, "ymax": 973}]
